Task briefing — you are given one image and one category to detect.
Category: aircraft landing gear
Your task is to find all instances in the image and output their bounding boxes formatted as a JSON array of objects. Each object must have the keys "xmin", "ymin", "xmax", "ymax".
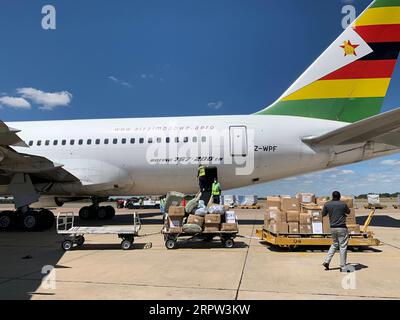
[
  {"xmin": 78, "ymin": 198, "xmax": 115, "ymax": 221},
  {"xmin": 0, "ymin": 208, "xmax": 55, "ymax": 232}
]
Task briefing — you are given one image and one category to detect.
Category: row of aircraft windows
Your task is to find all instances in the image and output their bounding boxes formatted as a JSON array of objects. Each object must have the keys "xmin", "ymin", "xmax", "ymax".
[{"xmin": 28, "ymin": 136, "xmax": 208, "ymax": 147}]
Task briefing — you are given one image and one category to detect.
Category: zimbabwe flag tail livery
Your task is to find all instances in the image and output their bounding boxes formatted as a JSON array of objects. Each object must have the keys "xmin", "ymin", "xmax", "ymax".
[{"xmin": 256, "ymin": 0, "xmax": 400, "ymax": 123}]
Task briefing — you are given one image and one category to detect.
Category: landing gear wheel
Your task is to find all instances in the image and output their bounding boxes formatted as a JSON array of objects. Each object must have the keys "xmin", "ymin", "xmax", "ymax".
[
  {"xmin": 62, "ymin": 240, "xmax": 73, "ymax": 251},
  {"xmin": 96, "ymin": 207, "xmax": 108, "ymax": 220},
  {"xmin": 79, "ymin": 206, "xmax": 93, "ymax": 220},
  {"xmin": 0, "ymin": 211, "xmax": 13, "ymax": 231},
  {"xmin": 105, "ymin": 206, "xmax": 115, "ymax": 219},
  {"xmin": 76, "ymin": 236, "xmax": 85, "ymax": 246},
  {"xmin": 121, "ymin": 240, "xmax": 132, "ymax": 250},
  {"xmin": 165, "ymin": 239, "xmax": 177, "ymax": 250},
  {"xmin": 21, "ymin": 211, "xmax": 38, "ymax": 231},
  {"xmin": 39, "ymin": 209, "xmax": 55, "ymax": 230},
  {"xmin": 223, "ymin": 238, "xmax": 235, "ymax": 248}
]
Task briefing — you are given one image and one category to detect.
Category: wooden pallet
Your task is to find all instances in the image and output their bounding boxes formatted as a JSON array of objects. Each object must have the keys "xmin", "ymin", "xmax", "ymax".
[{"xmin": 236, "ymin": 205, "xmax": 261, "ymax": 209}]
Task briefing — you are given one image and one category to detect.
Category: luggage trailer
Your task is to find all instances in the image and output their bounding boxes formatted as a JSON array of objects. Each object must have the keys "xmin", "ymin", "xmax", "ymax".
[{"xmin": 57, "ymin": 212, "xmax": 141, "ymax": 251}]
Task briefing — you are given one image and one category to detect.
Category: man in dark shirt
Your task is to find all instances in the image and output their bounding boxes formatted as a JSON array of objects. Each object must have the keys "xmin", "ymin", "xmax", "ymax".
[{"xmin": 322, "ymin": 191, "xmax": 350, "ymax": 272}]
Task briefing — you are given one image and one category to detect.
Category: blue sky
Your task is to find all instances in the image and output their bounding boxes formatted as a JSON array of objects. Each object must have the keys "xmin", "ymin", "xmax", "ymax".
[{"xmin": 0, "ymin": 0, "xmax": 400, "ymax": 196}]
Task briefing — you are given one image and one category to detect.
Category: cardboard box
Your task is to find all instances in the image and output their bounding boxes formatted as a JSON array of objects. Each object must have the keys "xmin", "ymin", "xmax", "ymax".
[
  {"xmin": 322, "ymin": 215, "xmax": 331, "ymax": 234},
  {"xmin": 317, "ymin": 197, "xmax": 330, "ymax": 206},
  {"xmin": 204, "ymin": 224, "xmax": 220, "ymax": 232},
  {"xmin": 225, "ymin": 211, "xmax": 236, "ymax": 224},
  {"xmin": 281, "ymin": 197, "xmax": 300, "ymax": 212},
  {"xmin": 299, "ymin": 224, "xmax": 312, "ymax": 234},
  {"xmin": 296, "ymin": 193, "xmax": 316, "ymax": 204},
  {"xmin": 309, "ymin": 209, "xmax": 322, "ymax": 222},
  {"xmin": 204, "ymin": 214, "xmax": 221, "ymax": 224},
  {"xmin": 288, "ymin": 222, "xmax": 299, "ymax": 234},
  {"xmin": 168, "ymin": 206, "xmax": 185, "ymax": 218},
  {"xmin": 312, "ymin": 221, "xmax": 323, "ymax": 234},
  {"xmin": 221, "ymin": 223, "xmax": 238, "ymax": 232},
  {"xmin": 169, "ymin": 218, "xmax": 183, "ymax": 228},
  {"xmin": 341, "ymin": 196, "xmax": 354, "ymax": 208},
  {"xmin": 169, "ymin": 227, "xmax": 183, "ymax": 233},
  {"xmin": 267, "ymin": 208, "xmax": 286, "ymax": 222},
  {"xmin": 300, "ymin": 213, "xmax": 312, "ymax": 225},
  {"xmin": 187, "ymin": 214, "xmax": 205, "ymax": 227},
  {"xmin": 269, "ymin": 221, "xmax": 288, "ymax": 234},
  {"xmin": 266, "ymin": 196, "xmax": 281, "ymax": 209},
  {"xmin": 286, "ymin": 211, "xmax": 300, "ymax": 222},
  {"xmin": 348, "ymin": 224, "xmax": 361, "ymax": 234},
  {"xmin": 346, "ymin": 216, "xmax": 356, "ymax": 225}
]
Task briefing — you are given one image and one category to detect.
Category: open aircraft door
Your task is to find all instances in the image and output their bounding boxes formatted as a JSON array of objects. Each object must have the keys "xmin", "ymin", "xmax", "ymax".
[{"xmin": 229, "ymin": 126, "xmax": 248, "ymax": 157}]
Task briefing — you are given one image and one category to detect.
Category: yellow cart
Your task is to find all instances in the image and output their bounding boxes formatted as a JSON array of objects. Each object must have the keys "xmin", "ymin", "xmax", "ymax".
[{"xmin": 256, "ymin": 210, "xmax": 380, "ymax": 250}]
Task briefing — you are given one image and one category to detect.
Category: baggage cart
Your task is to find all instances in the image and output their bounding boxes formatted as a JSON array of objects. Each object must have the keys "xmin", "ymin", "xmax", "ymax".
[{"xmin": 57, "ymin": 212, "xmax": 141, "ymax": 251}]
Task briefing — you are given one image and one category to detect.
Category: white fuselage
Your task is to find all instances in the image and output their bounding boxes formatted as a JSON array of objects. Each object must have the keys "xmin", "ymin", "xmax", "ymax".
[{"xmin": 4, "ymin": 115, "xmax": 398, "ymax": 197}]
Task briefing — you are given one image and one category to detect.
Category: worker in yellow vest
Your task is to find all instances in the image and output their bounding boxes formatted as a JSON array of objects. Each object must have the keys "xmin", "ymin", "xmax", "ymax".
[
  {"xmin": 197, "ymin": 164, "xmax": 206, "ymax": 192},
  {"xmin": 212, "ymin": 178, "xmax": 221, "ymax": 204}
]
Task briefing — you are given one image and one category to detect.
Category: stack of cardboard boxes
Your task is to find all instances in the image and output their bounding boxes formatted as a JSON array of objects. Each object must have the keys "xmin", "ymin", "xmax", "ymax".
[
  {"xmin": 167, "ymin": 206, "xmax": 238, "ymax": 233},
  {"xmin": 265, "ymin": 194, "xmax": 360, "ymax": 235}
]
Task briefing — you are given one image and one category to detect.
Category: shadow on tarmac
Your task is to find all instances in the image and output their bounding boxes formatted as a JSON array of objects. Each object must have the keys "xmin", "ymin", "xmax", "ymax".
[{"xmin": 356, "ymin": 215, "xmax": 400, "ymax": 228}]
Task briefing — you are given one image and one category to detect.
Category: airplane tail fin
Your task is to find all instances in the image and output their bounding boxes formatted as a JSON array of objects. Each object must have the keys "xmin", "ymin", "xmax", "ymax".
[{"xmin": 256, "ymin": 0, "xmax": 400, "ymax": 123}]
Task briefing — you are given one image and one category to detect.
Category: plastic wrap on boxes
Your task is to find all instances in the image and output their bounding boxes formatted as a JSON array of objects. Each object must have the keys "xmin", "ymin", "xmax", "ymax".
[
  {"xmin": 195, "ymin": 207, "xmax": 207, "ymax": 217},
  {"xmin": 165, "ymin": 191, "xmax": 185, "ymax": 212},
  {"xmin": 182, "ymin": 224, "xmax": 203, "ymax": 234},
  {"xmin": 208, "ymin": 205, "xmax": 225, "ymax": 215},
  {"xmin": 185, "ymin": 197, "xmax": 199, "ymax": 214}
]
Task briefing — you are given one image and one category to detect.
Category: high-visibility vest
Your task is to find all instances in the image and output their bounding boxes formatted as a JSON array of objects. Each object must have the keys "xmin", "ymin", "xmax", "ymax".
[
  {"xmin": 212, "ymin": 182, "xmax": 221, "ymax": 195},
  {"xmin": 198, "ymin": 166, "xmax": 206, "ymax": 177}
]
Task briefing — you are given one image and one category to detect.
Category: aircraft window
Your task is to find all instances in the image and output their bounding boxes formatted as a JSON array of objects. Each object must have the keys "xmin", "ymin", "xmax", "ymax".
[
  {"xmin": 148, "ymin": 138, "xmax": 153, "ymax": 144},
  {"xmin": 53, "ymin": 140, "xmax": 58, "ymax": 146},
  {"xmin": 87, "ymin": 139, "xmax": 92, "ymax": 145},
  {"xmin": 192, "ymin": 137, "xmax": 197, "ymax": 143},
  {"xmin": 139, "ymin": 138, "xmax": 144, "ymax": 144},
  {"xmin": 62, "ymin": 140, "xmax": 66, "ymax": 145},
  {"xmin": 44, "ymin": 140, "xmax": 49, "ymax": 146},
  {"xmin": 78, "ymin": 139, "xmax": 83, "ymax": 145},
  {"xmin": 121, "ymin": 138, "xmax": 126, "ymax": 144},
  {"xmin": 70, "ymin": 139, "xmax": 75, "ymax": 145},
  {"xmin": 29, "ymin": 141, "xmax": 33, "ymax": 146},
  {"xmin": 113, "ymin": 138, "xmax": 118, "ymax": 144},
  {"xmin": 157, "ymin": 137, "xmax": 162, "ymax": 143},
  {"xmin": 201, "ymin": 136, "xmax": 206, "ymax": 142},
  {"xmin": 175, "ymin": 137, "xmax": 179, "ymax": 143},
  {"xmin": 104, "ymin": 139, "xmax": 109, "ymax": 145},
  {"xmin": 184, "ymin": 137, "xmax": 189, "ymax": 143},
  {"xmin": 37, "ymin": 140, "xmax": 42, "ymax": 146},
  {"xmin": 166, "ymin": 137, "xmax": 170, "ymax": 143},
  {"xmin": 130, "ymin": 138, "xmax": 135, "ymax": 144},
  {"xmin": 95, "ymin": 139, "xmax": 100, "ymax": 145}
]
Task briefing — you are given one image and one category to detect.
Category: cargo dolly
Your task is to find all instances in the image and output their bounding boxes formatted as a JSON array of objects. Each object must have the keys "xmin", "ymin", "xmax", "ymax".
[
  {"xmin": 256, "ymin": 209, "xmax": 380, "ymax": 250},
  {"xmin": 57, "ymin": 212, "xmax": 141, "ymax": 251}
]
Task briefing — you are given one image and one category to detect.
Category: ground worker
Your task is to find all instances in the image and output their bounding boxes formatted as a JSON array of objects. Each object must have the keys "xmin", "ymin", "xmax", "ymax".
[
  {"xmin": 322, "ymin": 191, "xmax": 350, "ymax": 272},
  {"xmin": 197, "ymin": 164, "xmax": 206, "ymax": 192},
  {"xmin": 212, "ymin": 178, "xmax": 221, "ymax": 204}
]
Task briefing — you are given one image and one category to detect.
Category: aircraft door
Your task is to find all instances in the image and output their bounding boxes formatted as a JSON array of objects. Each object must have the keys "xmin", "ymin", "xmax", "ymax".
[{"xmin": 229, "ymin": 126, "xmax": 248, "ymax": 157}]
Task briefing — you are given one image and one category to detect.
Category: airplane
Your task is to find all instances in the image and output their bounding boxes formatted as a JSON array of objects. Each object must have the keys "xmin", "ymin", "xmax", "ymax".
[{"xmin": 0, "ymin": 0, "xmax": 400, "ymax": 231}]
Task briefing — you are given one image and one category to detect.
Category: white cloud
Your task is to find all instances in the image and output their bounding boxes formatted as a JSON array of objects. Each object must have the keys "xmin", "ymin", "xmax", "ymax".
[
  {"xmin": 340, "ymin": 170, "xmax": 355, "ymax": 175},
  {"xmin": 108, "ymin": 76, "xmax": 132, "ymax": 88},
  {"xmin": 0, "ymin": 96, "xmax": 31, "ymax": 109},
  {"xmin": 381, "ymin": 159, "xmax": 400, "ymax": 166},
  {"xmin": 207, "ymin": 101, "xmax": 223, "ymax": 110},
  {"xmin": 17, "ymin": 87, "xmax": 72, "ymax": 110}
]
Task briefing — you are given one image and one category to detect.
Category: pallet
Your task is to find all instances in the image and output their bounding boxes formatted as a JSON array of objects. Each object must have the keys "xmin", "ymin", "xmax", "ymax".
[
  {"xmin": 256, "ymin": 229, "xmax": 380, "ymax": 248},
  {"xmin": 236, "ymin": 205, "xmax": 261, "ymax": 209}
]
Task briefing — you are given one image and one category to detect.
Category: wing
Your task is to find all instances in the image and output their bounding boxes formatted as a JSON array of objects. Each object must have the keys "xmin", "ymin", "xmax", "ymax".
[
  {"xmin": 302, "ymin": 108, "xmax": 400, "ymax": 147},
  {"xmin": 0, "ymin": 120, "xmax": 79, "ymax": 184}
]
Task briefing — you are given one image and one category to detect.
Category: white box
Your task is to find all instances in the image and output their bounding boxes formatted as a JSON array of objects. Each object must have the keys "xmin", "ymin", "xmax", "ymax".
[
  {"xmin": 225, "ymin": 211, "xmax": 236, "ymax": 224},
  {"xmin": 312, "ymin": 221, "xmax": 323, "ymax": 234}
]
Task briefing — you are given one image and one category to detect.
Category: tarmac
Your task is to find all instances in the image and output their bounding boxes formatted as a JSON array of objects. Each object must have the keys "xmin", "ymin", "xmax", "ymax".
[{"xmin": 0, "ymin": 203, "xmax": 399, "ymax": 300}]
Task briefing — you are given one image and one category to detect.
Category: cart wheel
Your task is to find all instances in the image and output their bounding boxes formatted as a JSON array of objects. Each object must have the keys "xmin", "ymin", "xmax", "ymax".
[
  {"xmin": 76, "ymin": 236, "xmax": 85, "ymax": 246},
  {"xmin": 165, "ymin": 239, "xmax": 177, "ymax": 250},
  {"xmin": 121, "ymin": 240, "xmax": 132, "ymax": 250},
  {"xmin": 62, "ymin": 240, "xmax": 73, "ymax": 251},
  {"xmin": 223, "ymin": 238, "xmax": 235, "ymax": 248}
]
